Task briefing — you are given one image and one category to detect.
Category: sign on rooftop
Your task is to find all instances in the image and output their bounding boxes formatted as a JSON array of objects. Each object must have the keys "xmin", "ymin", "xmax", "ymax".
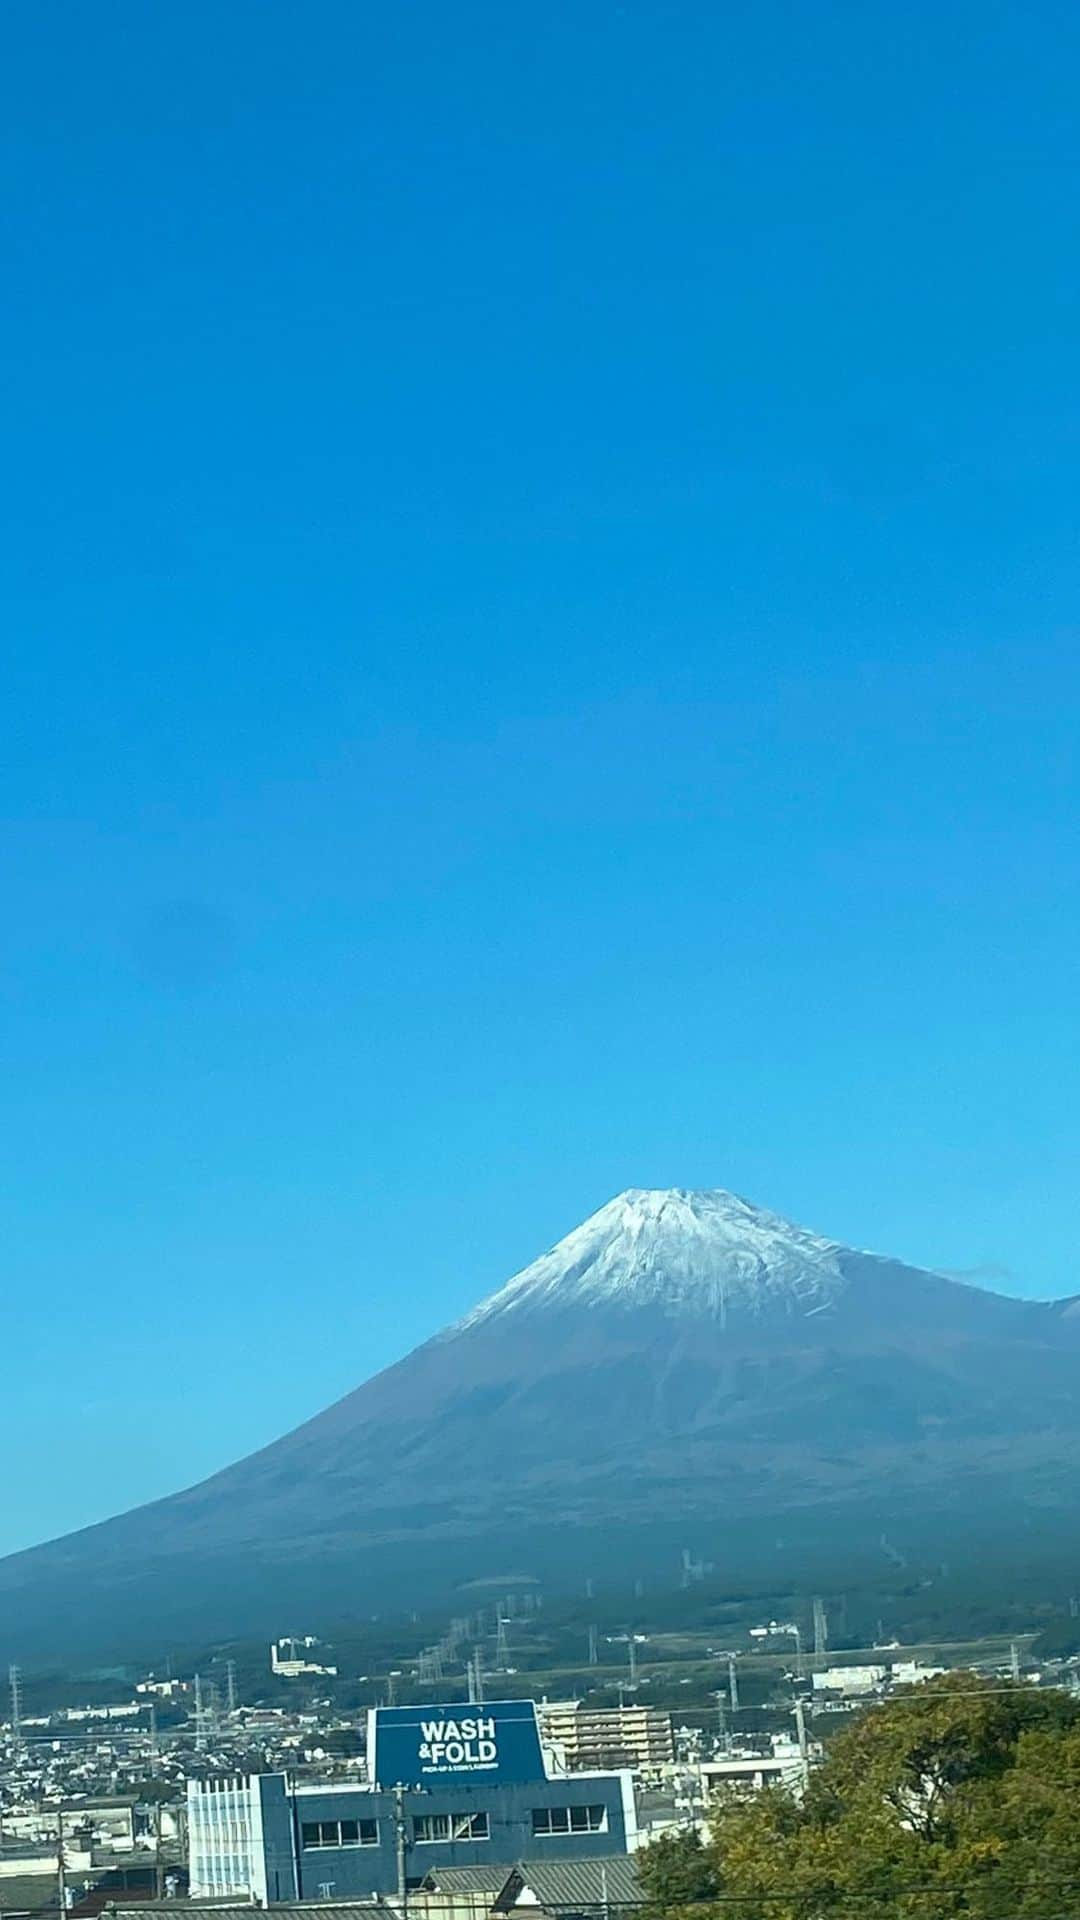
[{"xmin": 367, "ymin": 1699, "xmax": 546, "ymax": 1787}]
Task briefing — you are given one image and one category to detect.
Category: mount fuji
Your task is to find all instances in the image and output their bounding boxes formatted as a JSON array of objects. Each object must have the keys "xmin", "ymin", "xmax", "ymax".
[{"xmin": 3, "ymin": 1187, "xmax": 1080, "ymax": 1658}]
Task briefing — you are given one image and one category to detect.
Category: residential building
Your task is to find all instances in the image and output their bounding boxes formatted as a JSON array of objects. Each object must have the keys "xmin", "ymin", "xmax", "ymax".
[{"xmin": 536, "ymin": 1702, "xmax": 673, "ymax": 1773}]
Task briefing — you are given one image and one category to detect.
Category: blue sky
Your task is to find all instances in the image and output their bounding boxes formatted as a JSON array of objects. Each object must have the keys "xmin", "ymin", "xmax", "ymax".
[{"xmin": 3, "ymin": 0, "xmax": 1079, "ymax": 1555}]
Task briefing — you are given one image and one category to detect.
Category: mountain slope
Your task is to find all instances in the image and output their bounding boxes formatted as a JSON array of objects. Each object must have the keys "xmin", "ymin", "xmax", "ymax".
[{"xmin": 2, "ymin": 1188, "xmax": 1079, "ymax": 1658}]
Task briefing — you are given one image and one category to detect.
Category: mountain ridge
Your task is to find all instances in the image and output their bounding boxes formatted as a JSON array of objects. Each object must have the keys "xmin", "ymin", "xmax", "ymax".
[{"xmin": 2, "ymin": 1184, "xmax": 1078, "ymax": 1660}]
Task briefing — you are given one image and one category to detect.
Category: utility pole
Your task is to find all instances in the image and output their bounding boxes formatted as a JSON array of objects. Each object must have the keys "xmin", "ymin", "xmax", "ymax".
[
  {"xmin": 472, "ymin": 1654, "xmax": 484, "ymax": 1705},
  {"xmin": 628, "ymin": 1638, "xmax": 637, "ymax": 1692},
  {"xmin": 8, "ymin": 1664, "xmax": 22, "ymax": 1760},
  {"xmin": 153, "ymin": 1800, "xmax": 164, "ymax": 1901},
  {"xmin": 56, "ymin": 1808, "xmax": 67, "ymax": 1916},
  {"xmin": 392, "ymin": 1784, "xmax": 409, "ymax": 1919},
  {"xmin": 793, "ymin": 1698, "xmax": 810, "ymax": 1794},
  {"xmin": 149, "ymin": 1703, "xmax": 159, "ymax": 1771},
  {"xmin": 194, "ymin": 1673, "xmax": 206, "ymax": 1752}
]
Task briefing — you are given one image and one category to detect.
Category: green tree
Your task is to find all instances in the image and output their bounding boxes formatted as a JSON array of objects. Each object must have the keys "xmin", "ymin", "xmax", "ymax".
[
  {"xmin": 640, "ymin": 1674, "xmax": 1080, "ymax": 1920},
  {"xmin": 638, "ymin": 1829, "xmax": 725, "ymax": 1908}
]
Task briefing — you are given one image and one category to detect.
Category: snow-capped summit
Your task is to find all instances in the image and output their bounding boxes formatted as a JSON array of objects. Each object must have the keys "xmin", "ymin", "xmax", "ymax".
[{"xmin": 454, "ymin": 1186, "xmax": 852, "ymax": 1330}]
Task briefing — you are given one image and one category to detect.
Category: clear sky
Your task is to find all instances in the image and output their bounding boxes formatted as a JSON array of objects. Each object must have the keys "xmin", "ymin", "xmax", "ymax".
[{"xmin": 3, "ymin": 0, "xmax": 1079, "ymax": 1556}]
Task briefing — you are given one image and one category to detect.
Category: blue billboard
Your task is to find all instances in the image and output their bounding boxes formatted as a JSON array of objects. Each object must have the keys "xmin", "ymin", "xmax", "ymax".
[{"xmin": 367, "ymin": 1699, "xmax": 547, "ymax": 1787}]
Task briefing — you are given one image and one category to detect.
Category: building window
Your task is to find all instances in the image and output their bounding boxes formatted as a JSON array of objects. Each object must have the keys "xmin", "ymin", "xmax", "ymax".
[
  {"xmin": 531, "ymin": 1806, "xmax": 608, "ymax": 1837},
  {"xmin": 413, "ymin": 1812, "xmax": 490, "ymax": 1844},
  {"xmin": 301, "ymin": 1819, "xmax": 378, "ymax": 1848}
]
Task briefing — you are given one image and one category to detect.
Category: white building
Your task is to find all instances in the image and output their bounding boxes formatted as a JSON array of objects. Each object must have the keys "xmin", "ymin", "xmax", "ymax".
[
  {"xmin": 811, "ymin": 1665, "xmax": 886, "ymax": 1696},
  {"xmin": 890, "ymin": 1661, "xmax": 946, "ymax": 1687},
  {"xmin": 270, "ymin": 1638, "xmax": 338, "ymax": 1678},
  {"xmin": 700, "ymin": 1739, "xmax": 810, "ymax": 1803}
]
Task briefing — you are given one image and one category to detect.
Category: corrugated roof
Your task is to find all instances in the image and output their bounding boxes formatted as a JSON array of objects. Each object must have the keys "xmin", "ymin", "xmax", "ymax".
[
  {"xmin": 110, "ymin": 1865, "xmax": 644, "ymax": 1920},
  {"xmin": 107, "ymin": 1907, "xmax": 398, "ymax": 1920},
  {"xmin": 420, "ymin": 1868, "xmax": 516, "ymax": 1894},
  {"xmin": 513, "ymin": 1856, "xmax": 642, "ymax": 1909},
  {"xmin": 59, "ymin": 1800, "xmax": 139, "ymax": 1812},
  {"xmin": 105, "ymin": 1910, "xmax": 358, "ymax": 1920}
]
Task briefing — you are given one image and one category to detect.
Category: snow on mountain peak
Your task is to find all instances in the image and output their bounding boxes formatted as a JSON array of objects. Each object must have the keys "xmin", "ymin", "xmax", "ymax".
[{"xmin": 454, "ymin": 1186, "xmax": 850, "ymax": 1331}]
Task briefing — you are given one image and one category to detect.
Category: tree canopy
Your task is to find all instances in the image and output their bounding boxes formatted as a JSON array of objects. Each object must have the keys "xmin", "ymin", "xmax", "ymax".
[{"xmin": 638, "ymin": 1673, "xmax": 1080, "ymax": 1920}]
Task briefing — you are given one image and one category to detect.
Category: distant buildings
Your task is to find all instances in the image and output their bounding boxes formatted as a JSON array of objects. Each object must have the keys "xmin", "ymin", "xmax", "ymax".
[
  {"xmin": 811, "ymin": 1660, "xmax": 948, "ymax": 1700},
  {"xmin": 891, "ymin": 1661, "xmax": 947, "ymax": 1687},
  {"xmin": 811, "ymin": 1665, "xmax": 886, "ymax": 1697},
  {"xmin": 537, "ymin": 1701, "xmax": 674, "ymax": 1773},
  {"xmin": 270, "ymin": 1639, "xmax": 338, "ymax": 1679}
]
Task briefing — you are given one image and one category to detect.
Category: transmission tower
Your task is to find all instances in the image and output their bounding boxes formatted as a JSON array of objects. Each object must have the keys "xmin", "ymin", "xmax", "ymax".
[
  {"xmin": 8, "ymin": 1664, "xmax": 22, "ymax": 1759},
  {"xmin": 193, "ymin": 1673, "xmax": 207, "ymax": 1751},
  {"xmin": 225, "ymin": 1660, "xmax": 237, "ymax": 1714},
  {"xmin": 495, "ymin": 1615, "xmax": 509, "ymax": 1669},
  {"xmin": 813, "ymin": 1597, "xmax": 828, "ymax": 1658},
  {"xmin": 628, "ymin": 1637, "xmax": 637, "ymax": 1690},
  {"xmin": 587, "ymin": 1625, "xmax": 598, "ymax": 1667},
  {"xmin": 727, "ymin": 1653, "xmax": 739, "ymax": 1716}
]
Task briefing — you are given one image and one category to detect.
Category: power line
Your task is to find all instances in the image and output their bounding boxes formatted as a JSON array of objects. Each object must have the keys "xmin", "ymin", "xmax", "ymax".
[{"xmin": 560, "ymin": 1885, "xmax": 1080, "ymax": 1910}]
